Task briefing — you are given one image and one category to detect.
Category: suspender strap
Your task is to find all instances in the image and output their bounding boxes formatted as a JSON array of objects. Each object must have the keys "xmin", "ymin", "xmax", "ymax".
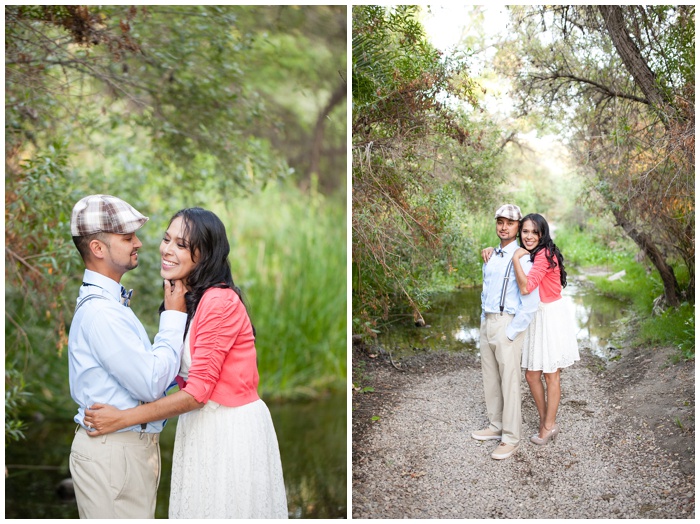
[
  {"xmin": 139, "ymin": 401, "xmax": 147, "ymax": 437},
  {"xmin": 499, "ymin": 260, "xmax": 514, "ymax": 315},
  {"xmin": 74, "ymin": 294, "xmax": 109, "ymax": 312}
]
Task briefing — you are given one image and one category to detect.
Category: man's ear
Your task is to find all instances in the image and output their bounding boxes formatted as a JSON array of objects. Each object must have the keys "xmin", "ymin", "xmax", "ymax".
[{"xmin": 88, "ymin": 238, "xmax": 107, "ymax": 260}]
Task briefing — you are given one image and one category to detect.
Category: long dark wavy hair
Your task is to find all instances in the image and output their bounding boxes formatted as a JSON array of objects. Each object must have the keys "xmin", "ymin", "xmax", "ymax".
[
  {"xmin": 160, "ymin": 207, "xmax": 252, "ymax": 337},
  {"xmin": 519, "ymin": 213, "xmax": 567, "ymax": 288}
]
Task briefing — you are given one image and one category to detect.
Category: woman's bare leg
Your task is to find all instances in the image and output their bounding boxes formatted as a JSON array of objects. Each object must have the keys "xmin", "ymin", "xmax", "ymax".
[
  {"xmin": 542, "ymin": 369, "xmax": 561, "ymax": 436},
  {"xmin": 525, "ymin": 369, "xmax": 546, "ymax": 433}
]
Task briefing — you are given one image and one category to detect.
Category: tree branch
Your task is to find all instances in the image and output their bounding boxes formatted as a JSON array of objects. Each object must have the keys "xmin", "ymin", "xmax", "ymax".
[
  {"xmin": 5, "ymin": 247, "xmax": 45, "ymax": 279},
  {"xmin": 529, "ymin": 71, "xmax": 649, "ymax": 105},
  {"xmin": 598, "ymin": 5, "xmax": 675, "ymax": 125}
]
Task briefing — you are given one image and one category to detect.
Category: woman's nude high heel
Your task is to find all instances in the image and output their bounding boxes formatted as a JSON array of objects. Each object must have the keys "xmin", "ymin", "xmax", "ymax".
[{"xmin": 530, "ymin": 424, "xmax": 559, "ymax": 445}]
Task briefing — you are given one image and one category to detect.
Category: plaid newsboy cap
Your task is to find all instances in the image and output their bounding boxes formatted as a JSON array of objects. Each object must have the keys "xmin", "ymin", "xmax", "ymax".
[
  {"xmin": 71, "ymin": 194, "xmax": 148, "ymax": 236},
  {"xmin": 494, "ymin": 203, "xmax": 523, "ymax": 221}
]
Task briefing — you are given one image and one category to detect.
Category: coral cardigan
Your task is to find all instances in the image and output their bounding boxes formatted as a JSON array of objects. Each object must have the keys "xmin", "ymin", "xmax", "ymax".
[
  {"xmin": 526, "ymin": 249, "xmax": 563, "ymax": 303},
  {"xmin": 176, "ymin": 287, "xmax": 260, "ymax": 407}
]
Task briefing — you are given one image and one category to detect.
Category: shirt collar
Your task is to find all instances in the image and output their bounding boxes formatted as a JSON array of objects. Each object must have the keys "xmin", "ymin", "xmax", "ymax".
[
  {"xmin": 82, "ymin": 269, "xmax": 123, "ymax": 302},
  {"xmin": 497, "ymin": 240, "xmax": 519, "ymax": 255}
]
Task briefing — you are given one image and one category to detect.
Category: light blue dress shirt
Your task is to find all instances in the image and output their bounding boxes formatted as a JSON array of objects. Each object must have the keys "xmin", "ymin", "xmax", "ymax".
[
  {"xmin": 68, "ymin": 269, "xmax": 187, "ymax": 433},
  {"xmin": 480, "ymin": 241, "xmax": 540, "ymax": 340}
]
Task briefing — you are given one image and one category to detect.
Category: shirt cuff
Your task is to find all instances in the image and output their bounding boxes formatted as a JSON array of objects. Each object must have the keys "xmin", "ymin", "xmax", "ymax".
[
  {"xmin": 505, "ymin": 324, "xmax": 519, "ymax": 341},
  {"xmin": 159, "ymin": 310, "xmax": 188, "ymax": 331}
]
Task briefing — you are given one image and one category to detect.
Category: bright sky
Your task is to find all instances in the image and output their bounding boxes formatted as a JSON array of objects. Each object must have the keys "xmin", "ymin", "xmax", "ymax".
[
  {"xmin": 421, "ymin": 5, "xmax": 571, "ymax": 186},
  {"xmin": 422, "ymin": 4, "xmax": 510, "ymax": 53},
  {"xmin": 422, "ymin": 5, "xmax": 514, "ymax": 117}
]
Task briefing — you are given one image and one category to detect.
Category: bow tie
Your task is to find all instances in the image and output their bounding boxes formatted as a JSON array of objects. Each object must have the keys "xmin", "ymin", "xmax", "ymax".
[
  {"xmin": 494, "ymin": 247, "xmax": 505, "ymax": 257},
  {"xmin": 120, "ymin": 287, "xmax": 133, "ymax": 307}
]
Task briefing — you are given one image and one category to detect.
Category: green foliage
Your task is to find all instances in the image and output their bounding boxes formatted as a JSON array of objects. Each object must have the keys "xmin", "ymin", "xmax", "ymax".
[
  {"xmin": 5, "ymin": 142, "xmax": 82, "ymax": 432},
  {"xmin": 5, "ymin": 5, "xmax": 347, "ymax": 444},
  {"xmin": 121, "ymin": 6, "xmax": 292, "ymax": 191},
  {"xmin": 236, "ymin": 6, "xmax": 347, "ymax": 192},
  {"xmin": 220, "ymin": 181, "xmax": 347, "ymax": 398},
  {"xmin": 587, "ymin": 260, "xmax": 663, "ymax": 312},
  {"xmin": 557, "ymin": 222, "xmax": 693, "ymax": 361},
  {"xmin": 5, "ymin": 368, "xmax": 30, "ymax": 446},
  {"xmin": 676, "ymin": 314, "xmax": 696, "ymax": 361},
  {"xmin": 639, "ymin": 303, "xmax": 695, "ymax": 361},
  {"xmin": 501, "ymin": 6, "xmax": 694, "ymax": 305},
  {"xmin": 638, "ymin": 6, "xmax": 694, "ymax": 95},
  {"xmin": 352, "ymin": 5, "xmax": 507, "ymax": 330},
  {"xmin": 6, "ymin": 5, "xmax": 347, "ymax": 194},
  {"xmin": 556, "ymin": 220, "xmax": 675, "ymax": 313},
  {"xmin": 353, "ymin": 5, "xmax": 445, "ymax": 110},
  {"xmin": 553, "ymin": 221, "xmax": 635, "ymax": 268}
]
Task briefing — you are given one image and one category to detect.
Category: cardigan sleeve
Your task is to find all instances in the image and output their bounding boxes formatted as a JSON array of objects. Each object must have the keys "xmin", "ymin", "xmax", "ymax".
[
  {"xmin": 181, "ymin": 288, "xmax": 248, "ymax": 404},
  {"xmin": 526, "ymin": 250, "xmax": 551, "ymax": 294}
]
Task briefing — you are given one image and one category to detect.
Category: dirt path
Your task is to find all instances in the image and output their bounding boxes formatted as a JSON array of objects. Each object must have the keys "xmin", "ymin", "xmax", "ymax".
[{"xmin": 352, "ymin": 344, "xmax": 694, "ymax": 519}]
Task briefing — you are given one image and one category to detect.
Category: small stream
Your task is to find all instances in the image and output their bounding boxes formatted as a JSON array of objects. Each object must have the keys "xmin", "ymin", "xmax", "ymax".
[{"xmin": 376, "ymin": 272, "xmax": 630, "ymax": 361}]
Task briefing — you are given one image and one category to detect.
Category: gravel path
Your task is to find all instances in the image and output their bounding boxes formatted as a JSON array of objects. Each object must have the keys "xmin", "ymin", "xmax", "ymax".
[{"xmin": 352, "ymin": 349, "xmax": 694, "ymax": 519}]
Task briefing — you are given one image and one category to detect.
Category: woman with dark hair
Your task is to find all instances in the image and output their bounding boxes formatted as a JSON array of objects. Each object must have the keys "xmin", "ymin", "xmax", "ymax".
[
  {"xmin": 511, "ymin": 213, "xmax": 579, "ymax": 445},
  {"xmin": 84, "ymin": 208, "xmax": 288, "ymax": 519}
]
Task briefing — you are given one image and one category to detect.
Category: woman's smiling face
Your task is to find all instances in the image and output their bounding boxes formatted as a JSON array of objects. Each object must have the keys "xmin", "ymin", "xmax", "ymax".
[
  {"xmin": 160, "ymin": 216, "xmax": 198, "ymax": 284},
  {"xmin": 520, "ymin": 219, "xmax": 541, "ymax": 251}
]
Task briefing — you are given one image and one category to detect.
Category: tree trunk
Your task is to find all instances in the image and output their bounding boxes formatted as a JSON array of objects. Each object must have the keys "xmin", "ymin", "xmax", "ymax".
[
  {"xmin": 309, "ymin": 80, "xmax": 347, "ymax": 178},
  {"xmin": 685, "ymin": 272, "xmax": 694, "ymax": 304},
  {"xmin": 611, "ymin": 207, "xmax": 681, "ymax": 307},
  {"xmin": 598, "ymin": 5, "xmax": 675, "ymax": 126}
]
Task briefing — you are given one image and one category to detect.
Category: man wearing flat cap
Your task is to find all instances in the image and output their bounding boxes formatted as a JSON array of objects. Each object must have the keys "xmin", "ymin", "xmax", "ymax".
[
  {"xmin": 67, "ymin": 194, "xmax": 187, "ymax": 518},
  {"xmin": 472, "ymin": 204, "xmax": 539, "ymax": 460}
]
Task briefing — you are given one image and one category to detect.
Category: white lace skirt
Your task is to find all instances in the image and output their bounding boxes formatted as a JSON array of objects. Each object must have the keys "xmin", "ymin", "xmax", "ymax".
[
  {"xmin": 168, "ymin": 398, "xmax": 288, "ymax": 519},
  {"xmin": 521, "ymin": 299, "xmax": 580, "ymax": 373}
]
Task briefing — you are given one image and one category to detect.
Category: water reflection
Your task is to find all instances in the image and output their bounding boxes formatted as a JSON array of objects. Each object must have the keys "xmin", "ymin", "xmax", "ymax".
[
  {"xmin": 454, "ymin": 326, "xmax": 480, "ymax": 345},
  {"xmin": 563, "ymin": 277, "xmax": 629, "ymax": 359},
  {"xmin": 377, "ymin": 277, "xmax": 630, "ymax": 361},
  {"xmin": 270, "ymin": 393, "xmax": 347, "ymax": 519},
  {"xmin": 376, "ymin": 288, "xmax": 483, "ymax": 357},
  {"xmin": 4, "ymin": 393, "xmax": 346, "ymax": 519}
]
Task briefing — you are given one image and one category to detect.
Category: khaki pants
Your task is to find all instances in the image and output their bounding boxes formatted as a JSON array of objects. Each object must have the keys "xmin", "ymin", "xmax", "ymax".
[
  {"xmin": 70, "ymin": 427, "xmax": 161, "ymax": 519},
  {"xmin": 479, "ymin": 314, "xmax": 525, "ymax": 446}
]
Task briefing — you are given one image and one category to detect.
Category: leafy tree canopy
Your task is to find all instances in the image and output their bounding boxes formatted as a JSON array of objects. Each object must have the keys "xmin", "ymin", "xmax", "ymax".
[
  {"xmin": 499, "ymin": 5, "xmax": 694, "ymax": 306},
  {"xmin": 5, "ymin": 5, "xmax": 347, "ymax": 442},
  {"xmin": 352, "ymin": 5, "xmax": 508, "ymax": 331}
]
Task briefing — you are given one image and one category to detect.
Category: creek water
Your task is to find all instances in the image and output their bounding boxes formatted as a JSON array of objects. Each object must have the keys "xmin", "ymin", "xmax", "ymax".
[
  {"xmin": 4, "ymin": 392, "xmax": 346, "ymax": 519},
  {"xmin": 375, "ymin": 273, "xmax": 630, "ymax": 362}
]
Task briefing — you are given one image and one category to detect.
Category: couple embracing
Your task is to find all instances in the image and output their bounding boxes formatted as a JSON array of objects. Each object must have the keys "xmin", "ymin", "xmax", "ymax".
[
  {"xmin": 67, "ymin": 195, "xmax": 288, "ymax": 518},
  {"xmin": 472, "ymin": 204, "xmax": 580, "ymax": 460}
]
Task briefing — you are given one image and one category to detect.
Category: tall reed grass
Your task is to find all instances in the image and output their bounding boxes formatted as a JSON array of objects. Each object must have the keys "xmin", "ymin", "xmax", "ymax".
[{"xmin": 217, "ymin": 180, "xmax": 347, "ymax": 399}]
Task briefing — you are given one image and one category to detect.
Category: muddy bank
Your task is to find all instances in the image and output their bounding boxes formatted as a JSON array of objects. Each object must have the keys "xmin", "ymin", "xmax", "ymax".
[{"xmin": 351, "ymin": 344, "xmax": 694, "ymax": 518}]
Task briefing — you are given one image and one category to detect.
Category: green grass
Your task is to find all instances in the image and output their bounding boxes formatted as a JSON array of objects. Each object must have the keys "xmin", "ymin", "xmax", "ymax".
[
  {"xmin": 220, "ymin": 180, "xmax": 347, "ymax": 399},
  {"xmin": 585, "ymin": 258, "xmax": 663, "ymax": 312},
  {"xmin": 554, "ymin": 226, "xmax": 634, "ymax": 267},
  {"xmin": 639, "ymin": 303, "xmax": 695, "ymax": 361}
]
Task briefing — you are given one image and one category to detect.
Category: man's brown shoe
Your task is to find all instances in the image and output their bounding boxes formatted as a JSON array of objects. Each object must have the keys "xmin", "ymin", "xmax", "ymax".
[{"xmin": 491, "ymin": 442, "xmax": 518, "ymax": 460}]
